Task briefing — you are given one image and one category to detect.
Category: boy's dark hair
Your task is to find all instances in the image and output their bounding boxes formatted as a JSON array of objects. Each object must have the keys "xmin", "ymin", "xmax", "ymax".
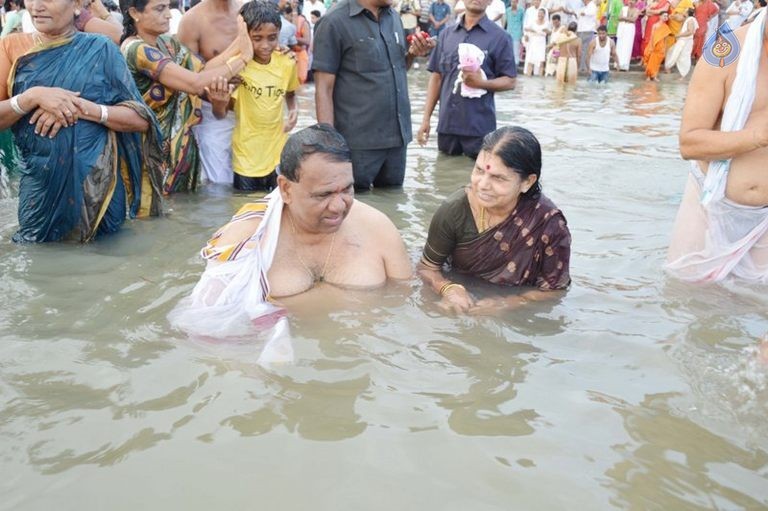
[
  {"xmin": 279, "ymin": 124, "xmax": 352, "ymax": 182},
  {"xmin": 240, "ymin": 0, "xmax": 282, "ymax": 31},
  {"xmin": 597, "ymin": 24, "xmax": 607, "ymax": 32},
  {"xmin": 310, "ymin": 9, "xmax": 321, "ymax": 17},
  {"xmin": 551, "ymin": 13, "xmax": 560, "ymax": 21}
]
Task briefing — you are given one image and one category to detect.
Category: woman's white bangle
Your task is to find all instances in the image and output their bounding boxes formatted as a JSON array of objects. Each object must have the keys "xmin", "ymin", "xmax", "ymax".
[
  {"xmin": 99, "ymin": 104, "xmax": 108, "ymax": 125},
  {"xmin": 10, "ymin": 95, "xmax": 28, "ymax": 116}
]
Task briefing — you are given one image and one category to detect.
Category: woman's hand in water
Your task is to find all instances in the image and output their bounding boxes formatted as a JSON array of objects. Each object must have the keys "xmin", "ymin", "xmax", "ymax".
[{"xmin": 439, "ymin": 285, "xmax": 475, "ymax": 314}]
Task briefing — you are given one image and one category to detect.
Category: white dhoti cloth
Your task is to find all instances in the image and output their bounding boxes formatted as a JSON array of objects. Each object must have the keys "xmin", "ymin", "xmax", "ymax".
[
  {"xmin": 168, "ymin": 191, "xmax": 293, "ymax": 365},
  {"xmin": 616, "ymin": 20, "xmax": 635, "ymax": 71},
  {"xmin": 192, "ymin": 101, "xmax": 235, "ymax": 185},
  {"xmin": 667, "ymin": 165, "xmax": 768, "ymax": 282},
  {"xmin": 666, "ymin": 9, "xmax": 768, "ymax": 283}
]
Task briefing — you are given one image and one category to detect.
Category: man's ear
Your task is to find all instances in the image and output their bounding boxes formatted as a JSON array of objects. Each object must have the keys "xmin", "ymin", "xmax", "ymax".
[{"xmin": 278, "ymin": 175, "xmax": 292, "ymax": 204}]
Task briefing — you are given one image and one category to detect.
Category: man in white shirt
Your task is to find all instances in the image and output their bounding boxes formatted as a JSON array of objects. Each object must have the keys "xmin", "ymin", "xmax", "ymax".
[
  {"xmin": 576, "ymin": 0, "xmax": 596, "ymax": 73},
  {"xmin": 487, "ymin": 0, "xmax": 505, "ymax": 26},
  {"xmin": 524, "ymin": 0, "xmax": 545, "ymax": 27},
  {"xmin": 306, "ymin": 0, "xmax": 327, "ymax": 17},
  {"xmin": 545, "ymin": 0, "xmax": 575, "ymax": 24}
]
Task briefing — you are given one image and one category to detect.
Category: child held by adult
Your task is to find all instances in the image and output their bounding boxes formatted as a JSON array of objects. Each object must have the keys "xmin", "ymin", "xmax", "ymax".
[{"xmin": 210, "ymin": 0, "xmax": 298, "ymax": 192}]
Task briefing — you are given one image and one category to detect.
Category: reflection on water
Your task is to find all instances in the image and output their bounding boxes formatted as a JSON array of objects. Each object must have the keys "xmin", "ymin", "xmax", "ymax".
[{"xmin": 0, "ymin": 73, "xmax": 766, "ymax": 510}]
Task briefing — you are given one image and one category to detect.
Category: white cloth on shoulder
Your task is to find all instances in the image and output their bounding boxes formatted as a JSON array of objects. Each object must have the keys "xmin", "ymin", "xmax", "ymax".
[
  {"xmin": 700, "ymin": 8, "xmax": 766, "ymax": 206},
  {"xmin": 168, "ymin": 191, "xmax": 293, "ymax": 364}
]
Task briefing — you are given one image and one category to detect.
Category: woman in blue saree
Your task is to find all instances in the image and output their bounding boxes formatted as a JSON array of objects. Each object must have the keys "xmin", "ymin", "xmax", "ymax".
[{"xmin": 0, "ymin": 0, "xmax": 163, "ymax": 243}]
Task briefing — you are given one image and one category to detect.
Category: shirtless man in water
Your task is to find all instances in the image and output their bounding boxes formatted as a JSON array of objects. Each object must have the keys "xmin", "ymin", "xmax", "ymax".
[
  {"xmin": 177, "ymin": 0, "xmax": 242, "ymax": 185},
  {"xmin": 667, "ymin": 12, "xmax": 768, "ymax": 282},
  {"xmin": 211, "ymin": 124, "xmax": 412, "ymax": 299}
]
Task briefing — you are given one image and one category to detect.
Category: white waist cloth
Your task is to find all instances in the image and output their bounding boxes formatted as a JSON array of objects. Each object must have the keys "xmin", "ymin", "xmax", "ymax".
[
  {"xmin": 168, "ymin": 191, "xmax": 293, "ymax": 365},
  {"xmin": 666, "ymin": 164, "xmax": 768, "ymax": 283},
  {"xmin": 192, "ymin": 101, "xmax": 235, "ymax": 185}
]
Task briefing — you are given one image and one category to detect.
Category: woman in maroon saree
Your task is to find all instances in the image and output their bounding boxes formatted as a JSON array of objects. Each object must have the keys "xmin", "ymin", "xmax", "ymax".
[{"xmin": 419, "ymin": 126, "xmax": 571, "ymax": 314}]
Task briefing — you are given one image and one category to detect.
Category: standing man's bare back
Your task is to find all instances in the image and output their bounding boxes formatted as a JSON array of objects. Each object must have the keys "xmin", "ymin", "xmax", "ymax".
[
  {"xmin": 177, "ymin": 0, "xmax": 243, "ymax": 61},
  {"xmin": 667, "ymin": 14, "xmax": 768, "ymax": 282}
]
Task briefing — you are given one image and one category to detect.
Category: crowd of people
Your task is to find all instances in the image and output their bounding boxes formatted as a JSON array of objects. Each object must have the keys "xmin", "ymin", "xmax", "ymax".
[{"xmin": 0, "ymin": 0, "xmax": 767, "ymax": 331}]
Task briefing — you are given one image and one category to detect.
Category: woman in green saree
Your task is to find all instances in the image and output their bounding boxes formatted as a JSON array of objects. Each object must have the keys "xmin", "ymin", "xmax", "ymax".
[{"xmin": 120, "ymin": 0, "xmax": 253, "ymax": 193}]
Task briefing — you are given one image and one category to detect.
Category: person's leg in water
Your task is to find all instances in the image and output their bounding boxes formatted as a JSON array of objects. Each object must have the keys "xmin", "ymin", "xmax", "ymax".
[{"xmin": 233, "ymin": 171, "xmax": 278, "ymax": 192}]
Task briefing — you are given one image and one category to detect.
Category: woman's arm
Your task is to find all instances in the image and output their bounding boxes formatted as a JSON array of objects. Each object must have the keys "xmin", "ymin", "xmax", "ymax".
[
  {"xmin": 202, "ymin": 16, "xmax": 254, "ymax": 68},
  {"xmin": 468, "ymin": 288, "xmax": 565, "ymax": 315},
  {"xmin": 0, "ymin": 86, "xmax": 81, "ymax": 131},
  {"xmin": 74, "ymin": 98, "xmax": 149, "ymax": 132},
  {"xmin": 83, "ymin": 17, "xmax": 123, "ymax": 45},
  {"xmin": 157, "ymin": 57, "xmax": 247, "ymax": 97},
  {"xmin": 418, "ymin": 260, "xmax": 475, "ymax": 313},
  {"xmin": 284, "ymin": 91, "xmax": 298, "ymax": 132}
]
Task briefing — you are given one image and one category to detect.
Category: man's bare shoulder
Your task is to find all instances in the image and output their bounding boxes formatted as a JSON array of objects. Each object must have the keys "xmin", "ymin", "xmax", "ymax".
[
  {"xmin": 215, "ymin": 212, "xmax": 263, "ymax": 247},
  {"xmin": 348, "ymin": 200, "xmax": 401, "ymax": 236}
]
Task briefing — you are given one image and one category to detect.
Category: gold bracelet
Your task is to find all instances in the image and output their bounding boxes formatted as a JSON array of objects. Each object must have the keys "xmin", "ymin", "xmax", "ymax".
[{"xmin": 439, "ymin": 283, "xmax": 465, "ymax": 296}]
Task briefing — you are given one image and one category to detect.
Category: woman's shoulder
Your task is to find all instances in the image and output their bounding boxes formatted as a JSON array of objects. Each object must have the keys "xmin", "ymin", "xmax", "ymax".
[
  {"xmin": 432, "ymin": 187, "xmax": 471, "ymax": 223},
  {"xmin": 531, "ymin": 194, "xmax": 569, "ymax": 225}
]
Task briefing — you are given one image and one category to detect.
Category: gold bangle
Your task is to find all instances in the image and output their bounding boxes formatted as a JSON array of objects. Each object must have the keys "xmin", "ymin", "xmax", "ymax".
[{"xmin": 439, "ymin": 283, "xmax": 465, "ymax": 296}]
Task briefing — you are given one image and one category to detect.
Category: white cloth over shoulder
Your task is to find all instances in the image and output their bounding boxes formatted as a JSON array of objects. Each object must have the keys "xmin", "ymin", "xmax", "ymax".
[
  {"xmin": 700, "ymin": 8, "xmax": 766, "ymax": 206},
  {"xmin": 168, "ymin": 191, "xmax": 293, "ymax": 364},
  {"xmin": 453, "ymin": 43, "xmax": 488, "ymax": 98}
]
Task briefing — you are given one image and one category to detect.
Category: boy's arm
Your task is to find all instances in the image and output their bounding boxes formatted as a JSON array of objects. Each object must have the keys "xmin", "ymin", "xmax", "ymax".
[
  {"xmin": 207, "ymin": 77, "xmax": 235, "ymax": 119},
  {"xmin": 284, "ymin": 92, "xmax": 298, "ymax": 132}
]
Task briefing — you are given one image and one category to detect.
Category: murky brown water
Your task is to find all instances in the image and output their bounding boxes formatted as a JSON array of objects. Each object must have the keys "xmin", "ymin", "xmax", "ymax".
[{"xmin": 0, "ymin": 71, "xmax": 766, "ymax": 510}]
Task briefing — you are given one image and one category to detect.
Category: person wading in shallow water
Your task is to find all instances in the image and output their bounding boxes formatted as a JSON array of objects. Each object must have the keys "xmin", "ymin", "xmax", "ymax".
[
  {"xmin": 667, "ymin": 9, "xmax": 768, "ymax": 282},
  {"xmin": 419, "ymin": 126, "xmax": 572, "ymax": 315},
  {"xmin": 197, "ymin": 123, "xmax": 412, "ymax": 301},
  {"xmin": 177, "ymin": 0, "xmax": 243, "ymax": 185}
]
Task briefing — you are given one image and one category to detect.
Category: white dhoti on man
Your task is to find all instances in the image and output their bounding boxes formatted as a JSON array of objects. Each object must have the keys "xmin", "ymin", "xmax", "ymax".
[
  {"xmin": 666, "ymin": 9, "xmax": 768, "ymax": 283},
  {"xmin": 168, "ymin": 191, "xmax": 293, "ymax": 364},
  {"xmin": 192, "ymin": 101, "xmax": 235, "ymax": 185},
  {"xmin": 616, "ymin": 14, "xmax": 635, "ymax": 71}
]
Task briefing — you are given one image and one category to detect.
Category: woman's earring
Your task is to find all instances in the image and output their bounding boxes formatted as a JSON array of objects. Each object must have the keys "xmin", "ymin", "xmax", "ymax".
[{"xmin": 74, "ymin": 8, "xmax": 81, "ymax": 15}]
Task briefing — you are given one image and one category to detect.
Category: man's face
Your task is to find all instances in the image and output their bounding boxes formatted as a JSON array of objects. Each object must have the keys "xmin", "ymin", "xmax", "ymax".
[
  {"xmin": 552, "ymin": 18, "xmax": 561, "ymax": 29},
  {"xmin": 280, "ymin": 153, "xmax": 356, "ymax": 234},
  {"xmin": 597, "ymin": 28, "xmax": 607, "ymax": 40}
]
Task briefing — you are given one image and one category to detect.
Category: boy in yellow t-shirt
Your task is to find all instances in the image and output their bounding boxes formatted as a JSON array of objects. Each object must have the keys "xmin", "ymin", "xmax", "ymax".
[{"xmin": 210, "ymin": 1, "xmax": 299, "ymax": 191}]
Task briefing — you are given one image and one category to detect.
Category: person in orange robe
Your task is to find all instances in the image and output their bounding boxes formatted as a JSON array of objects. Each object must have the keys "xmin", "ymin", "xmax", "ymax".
[
  {"xmin": 289, "ymin": 1, "xmax": 312, "ymax": 83},
  {"xmin": 643, "ymin": 12, "xmax": 671, "ymax": 79},
  {"xmin": 641, "ymin": 0, "xmax": 671, "ymax": 53}
]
